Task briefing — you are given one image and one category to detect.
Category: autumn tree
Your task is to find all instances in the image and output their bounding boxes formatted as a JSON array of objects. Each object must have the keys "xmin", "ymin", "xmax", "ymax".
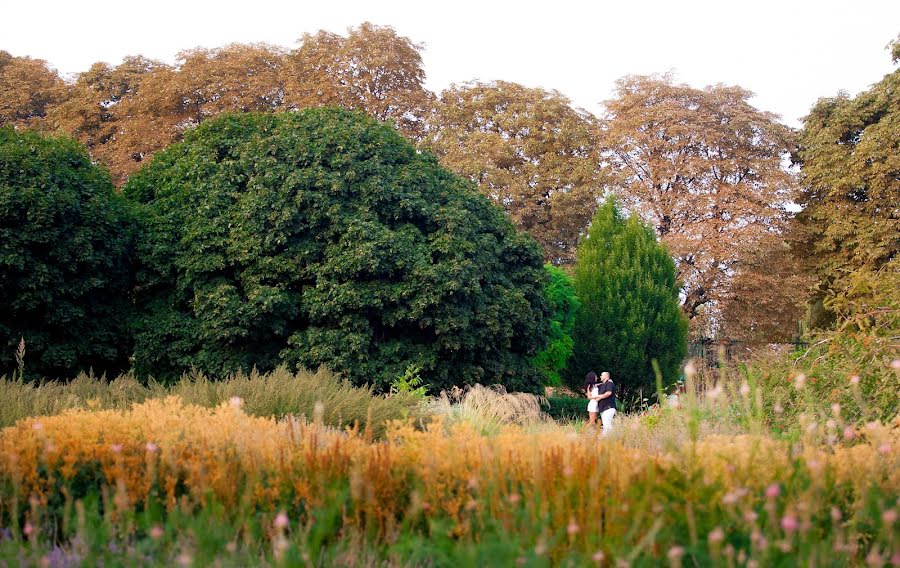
[
  {"xmin": 795, "ymin": 46, "xmax": 899, "ymax": 322},
  {"xmin": 424, "ymin": 81, "xmax": 604, "ymax": 264},
  {"xmin": 0, "ymin": 51, "xmax": 67, "ymax": 128},
  {"xmin": 124, "ymin": 108, "xmax": 550, "ymax": 392},
  {"xmin": 286, "ymin": 23, "xmax": 432, "ymax": 139},
  {"xmin": 602, "ymin": 74, "xmax": 804, "ymax": 338}
]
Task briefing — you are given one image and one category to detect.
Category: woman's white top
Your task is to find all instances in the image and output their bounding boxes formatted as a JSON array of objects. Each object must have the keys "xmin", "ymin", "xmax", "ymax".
[{"xmin": 587, "ymin": 385, "xmax": 600, "ymax": 412}]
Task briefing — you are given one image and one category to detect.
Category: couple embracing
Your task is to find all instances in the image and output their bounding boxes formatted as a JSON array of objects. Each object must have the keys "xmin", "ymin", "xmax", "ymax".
[{"xmin": 585, "ymin": 371, "xmax": 616, "ymax": 435}]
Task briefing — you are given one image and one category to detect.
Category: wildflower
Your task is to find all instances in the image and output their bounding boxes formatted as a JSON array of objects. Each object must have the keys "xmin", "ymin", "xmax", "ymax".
[
  {"xmin": 507, "ymin": 493, "xmax": 521, "ymax": 505},
  {"xmin": 707, "ymin": 384, "xmax": 723, "ymax": 400},
  {"xmin": 722, "ymin": 492, "xmax": 739, "ymax": 506},
  {"xmin": 794, "ymin": 374, "xmax": 806, "ymax": 390},
  {"xmin": 667, "ymin": 546, "xmax": 685, "ymax": 561},
  {"xmin": 567, "ymin": 519, "xmax": 580, "ymax": 535},
  {"xmin": 708, "ymin": 527, "xmax": 725, "ymax": 544},
  {"xmin": 32, "ymin": 422, "xmax": 43, "ymax": 432},
  {"xmin": 516, "ymin": 557, "xmax": 527, "ymax": 566},
  {"xmin": 177, "ymin": 551, "xmax": 193, "ymax": 567},
  {"xmin": 850, "ymin": 375, "xmax": 860, "ymax": 385},
  {"xmin": 274, "ymin": 512, "xmax": 289, "ymax": 530},
  {"xmin": 781, "ymin": 515, "xmax": 798, "ymax": 534},
  {"xmin": 467, "ymin": 477, "xmax": 479, "ymax": 491},
  {"xmin": 110, "ymin": 444, "xmax": 122, "ymax": 453},
  {"xmin": 563, "ymin": 465, "xmax": 574, "ymax": 477},
  {"xmin": 826, "ymin": 419, "xmax": 837, "ymax": 431},
  {"xmin": 743, "ymin": 511, "xmax": 758, "ymax": 523},
  {"xmin": 765, "ymin": 484, "xmax": 780, "ymax": 500},
  {"xmin": 878, "ymin": 444, "xmax": 892, "ymax": 455},
  {"xmin": 831, "ymin": 507, "xmax": 842, "ymax": 522},
  {"xmin": 145, "ymin": 442, "xmax": 158, "ymax": 453},
  {"xmin": 534, "ymin": 541, "xmax": 547, "ymax": 556},
  {"xmin": 465, "ymin": 499, "xmax": 478, "ymax": 511},
  {"xmin": 593, "ymin": 550, "xmax": 605, "ymax": 564},
  {"xmin": 882, "ymin": 509, "xmax": 897, "ymax": 525},
  {"xmin": 684, "ymin": 360, "xmax": 697, "ymax": 378},
  {"xmin": 228, "ymin": 396, "xmax": 243, "ymax": 408},
  {"xmin": 890, "ymin": 552, "xmax": 900, "ymax": 567},
  {"xmin": 831, "ymin": 403, "xmax": 841, "ymax": 417},
  {"xmin": 890, "ymin": 360, "xmax": 900, "ymax": 371},
  {"xmin": 226, "ymin": 542, "xmax": 237, "ymax": 553},
  {"xmin": 149, "ymin": 525, "xmax": 164, "ymax": 540},
  {"xmin": 843, "ymin": 427, "xmax": 855, "ymax": 441},
  {"xmin": 866, "ymin": 548, "xmax": 884, "ymax": 567},
  {"xmin": 23, "ymin": 522, "xmax": 33, "ymax": 536}
]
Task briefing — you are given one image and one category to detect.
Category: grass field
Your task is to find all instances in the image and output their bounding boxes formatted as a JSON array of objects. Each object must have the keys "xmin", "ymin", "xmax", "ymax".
[{"xmin": 0, "ymin": 364, "xmax": 898, "ymax": 567}]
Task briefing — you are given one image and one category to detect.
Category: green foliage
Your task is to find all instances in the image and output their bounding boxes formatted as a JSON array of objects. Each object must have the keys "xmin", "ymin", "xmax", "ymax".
[
  {"xmin": 751, "ymin": 260, "xmax": 900, "ymax": 431},
  {"xmin": 564, "ymin": 197, "xmax": 688, "ymax": 398},
  {"xmin": 796, "ymin": 55, "xmax": 899, "ymax": 321},
  {"xmin": 530, "ymin": 264, "xmax": 579, "ymax": 386},
  {"xmin": 0, "ymin": 127, "xmax": 135, "ymax": 379},
  {"xmin": 0, "ymin": 366, "xmax": 423, "ymax": 438},
  {"xmin": 542, "ymin": 396, "xmax": 585, "ymax": 422},
  {"xmin": 123, "ymin": 108, "xmax": 550, "ymax": 392}
]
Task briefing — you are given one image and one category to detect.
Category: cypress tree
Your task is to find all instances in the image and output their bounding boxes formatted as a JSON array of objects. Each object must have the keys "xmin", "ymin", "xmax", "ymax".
[{"xmin": 565, "ymin": 197, "xmax": 687, "ymax": 402}]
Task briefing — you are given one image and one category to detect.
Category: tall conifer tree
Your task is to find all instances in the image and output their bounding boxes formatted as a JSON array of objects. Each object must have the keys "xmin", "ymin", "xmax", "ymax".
[{"xmin": 566, "ymin": 198, "xmax": 687, "ymax": 401}]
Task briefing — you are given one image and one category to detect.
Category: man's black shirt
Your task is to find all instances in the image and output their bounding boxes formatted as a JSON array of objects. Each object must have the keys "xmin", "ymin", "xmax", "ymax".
[{"xmin": 598, "ymin": 380, "xmax": 616, "ymax": 412}]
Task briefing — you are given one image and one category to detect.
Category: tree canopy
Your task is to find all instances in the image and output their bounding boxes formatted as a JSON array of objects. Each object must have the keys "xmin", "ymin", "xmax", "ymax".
[
  {"xmin": 124, "ymin": 108, "xmax": 550, "ymax": 392},
  {"xmin": 425, "ymin": 81, "xmax": 604, "ymax": 264},
  {"xmin": 0, "ymin": 128, "xmax": 135, "ymax": 379},
  {"xmin": 602, "ymin": 75, "xmax": 805, "ymax": 339},
  {"xmin": 565, "ymin": 198, "xmax": 687, "ymax": 400},
  {"xmin": 795, "ymin": 52, "xmax": 899, "ymax": 322}
]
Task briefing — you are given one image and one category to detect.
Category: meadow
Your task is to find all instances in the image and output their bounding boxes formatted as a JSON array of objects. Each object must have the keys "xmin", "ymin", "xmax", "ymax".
[{"xmin": 0, "ymin": 362, "xmax": 897, "ymax": 567}]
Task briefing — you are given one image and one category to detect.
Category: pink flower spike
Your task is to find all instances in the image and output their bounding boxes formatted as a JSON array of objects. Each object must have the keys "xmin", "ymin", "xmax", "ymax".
[
  {"xmin": 110, "ymin": 444, "xmax": 122, "ymax": 453},
  {"xmin": 274, "ymin": 512, "xmax": 289, "ymax": 529},
  {"xmin": 879, "ymin": 444, "xmax": 892, "ymax": 455},
  {"xmin": 708, "ymin": 527, "xmax": 725, "ymax": 544},
  {"xmin": 667, "ymin": 546, "xmax": 685, "ymax": 560},
  {"xmin": 145, "ymin": 442, "xmax": 159, "ymax": 453},
  {"xmin": 882, "ymin": 509, "xmax": 897, "ymax": 525},
  {"xmin": 766, "ymin": 484, "xmax": 780, "ymax": 500},
  {"xmin": 781, "ymin": 515, "xmax": 798, "ymax": 534},
  {"xmin": 149, "ymin": 525, "xmax": 164, "ymax": 539},
  {"xmin": 843, "ymin": 427, "xmax": 855, "ymax": 441}
]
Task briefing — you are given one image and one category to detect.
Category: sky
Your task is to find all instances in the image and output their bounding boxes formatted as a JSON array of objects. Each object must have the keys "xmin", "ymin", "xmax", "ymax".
[{"xmin": 4, "ymin": 0, "xmax": 899, "ymax": 127}]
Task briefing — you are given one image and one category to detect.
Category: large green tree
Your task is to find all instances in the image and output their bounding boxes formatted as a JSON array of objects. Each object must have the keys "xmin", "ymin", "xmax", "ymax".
[
  {"xmin": 795, "ymin": 45, "xmax": 899, "ymax": 323},
  {"xmin": 565, "ymin": 198, "xmax": 687, "ymax": 400},
  {"xmin": 0, "ymin": 128, "xmax": 135, "ymax": 379},
  {"xmin": 124, "ymin": 108, "xmax": 550, "ymax": 392}
]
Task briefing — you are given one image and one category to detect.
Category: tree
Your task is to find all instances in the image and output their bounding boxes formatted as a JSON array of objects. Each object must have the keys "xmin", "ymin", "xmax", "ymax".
[
  {"xmin": 795, "ymin": 49, "xmax": 899, "ymax": 321},
  {"xmin": 603, "ymin": 75, "xmax": 803, "ymax": 338},
  {"xmin": 286, "ymin": 23, "xmax": 432, "ymax": 139},
  {"xmin": 0, "ymin": 128, "xmax": 135, "ymax": 379},
  {"xmin": 565, "ymin": 198, "xmax": 687, "ymax": 401},
  {"xmin": 425, "ymin": 81, "xmax": 604, "ymax": 264},
  {"xmin": 0, "ymin": 51, "xmax": 67, "ymax": 128},
  {"xmin": 531, "ymin": 265, "xmax": 579, "ymax": 386},
  {"xmin": 124, "ymin": 108, "xmax": 550, "ymax": 392}
]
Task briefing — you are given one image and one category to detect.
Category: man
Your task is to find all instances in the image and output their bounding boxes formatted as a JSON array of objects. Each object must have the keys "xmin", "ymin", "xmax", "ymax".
[{"xmin": 596, "ymin": 371, "xmax": 616, "ymax": 435}]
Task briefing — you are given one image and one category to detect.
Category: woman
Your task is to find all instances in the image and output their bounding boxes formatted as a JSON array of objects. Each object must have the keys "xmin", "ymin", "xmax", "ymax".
[{"xmin": 584, "ymin": 371, "xmax": 601, "ymax": 427}]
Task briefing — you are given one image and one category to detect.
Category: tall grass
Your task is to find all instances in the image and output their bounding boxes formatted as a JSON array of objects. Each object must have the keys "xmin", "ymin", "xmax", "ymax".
[
  {"xmin": 0, "ymin": 366, "xmax": 423, "ymax": 438},
  {"xmin": 0, "ymin": 393, "xmax": 897, "ymax": 566}
]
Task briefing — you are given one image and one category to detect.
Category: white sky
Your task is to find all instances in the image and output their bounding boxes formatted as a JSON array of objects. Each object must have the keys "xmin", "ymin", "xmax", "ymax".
[{"xmin": 4, "ymin": 0, "xmax": 898, "ymax": 127}]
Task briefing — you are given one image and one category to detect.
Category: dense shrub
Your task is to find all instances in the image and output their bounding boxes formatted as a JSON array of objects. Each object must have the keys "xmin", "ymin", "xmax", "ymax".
[
  {"xmin": 543, "ymin": 395, "xmax": 586, "ymax": 422},
  {"xmin": 565, "ymin": 198, "xmax": 687, "ymax": 399},
  {"xmin": 124, "ymin": 108, "xmax": 550, "ymax": 392},
  {"xmin": 0, "ymin": 128, "xmax": 135, "ymax": 379},
  {"xmin": 530, "ymin": 265, "xmax": 579, "ymax": 386}
]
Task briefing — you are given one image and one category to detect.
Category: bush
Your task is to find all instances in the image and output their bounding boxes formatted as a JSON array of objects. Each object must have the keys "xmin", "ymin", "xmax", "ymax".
[
  {"xmin": 124, "ymin": 108, "xmax": 550, "ymax": 392},
  {"xmin": 564, "ymin": 197, "xmax": 687, "ymax": 399},
  {"xmin": 0, "ymin": 128, "xmax": 135, "ymax": 379},
  {"xmin": 530, "ymin": 265, "xmax": 579, "ymax": 386},
  {"xmin": 543, "ymin": 395, "xmax": 585, "ymax": 422}
]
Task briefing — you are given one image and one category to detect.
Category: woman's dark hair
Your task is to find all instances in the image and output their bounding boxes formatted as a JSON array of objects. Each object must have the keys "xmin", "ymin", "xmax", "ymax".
[{"xmin": 584, "ymin": 371, "xmax": 598, "ymax": 387}]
